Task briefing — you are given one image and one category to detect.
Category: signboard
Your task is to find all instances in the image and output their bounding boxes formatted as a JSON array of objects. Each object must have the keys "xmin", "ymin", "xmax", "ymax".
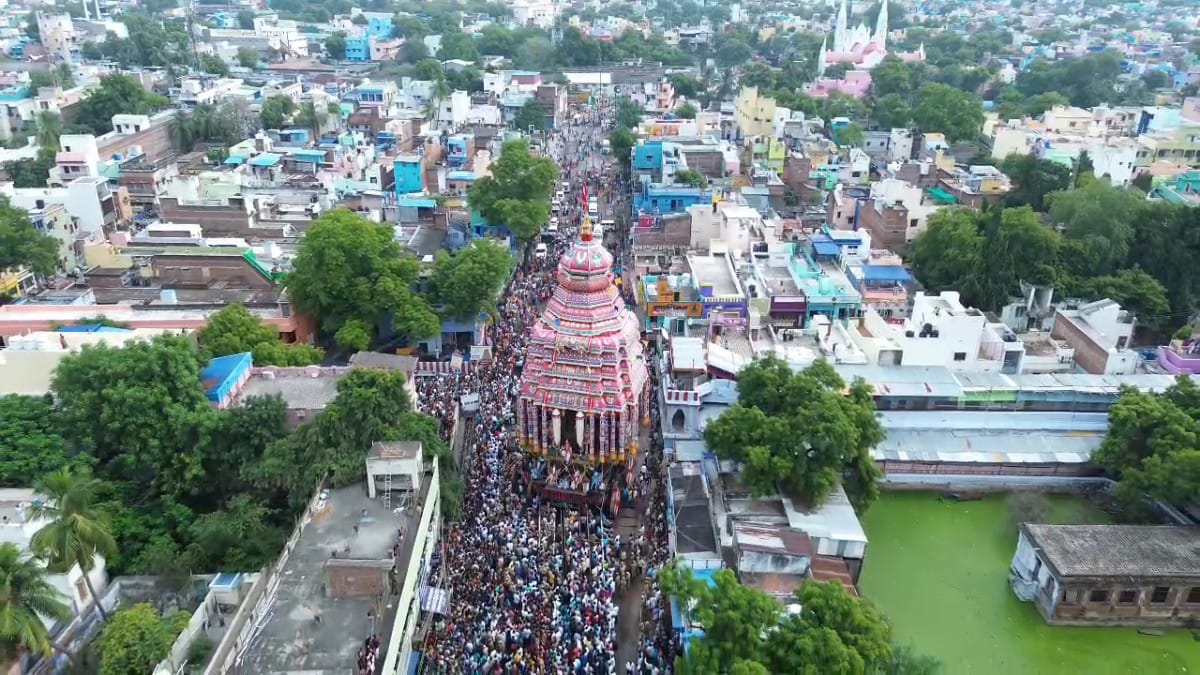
[
  {"xmin": 647, "ymin": 302, "xmax": 703, "ymax": 318},
  {"xmin": 460, "ymin": 393, "xmax": 480, "ymax": 413},
  {"xmin": 711, "ymin": 313, "xmax": 745, "ymax": 327}
]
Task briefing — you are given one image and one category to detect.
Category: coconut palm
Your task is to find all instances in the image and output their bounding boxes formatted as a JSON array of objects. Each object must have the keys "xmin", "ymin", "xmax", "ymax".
[
  {"xmin": 34, "ymin": 112, "xmax": 63, "ymax": 152},
  {"xmin": 167, "ymin": 113, "xmax": 197, "ymax": 153},
  {"xmin": 295, "ymin": 102, "xmax": 326, "ymax": 144},
  {"xmin": 26, "ymin": 469, "xmax": 116, "ymax": 622},
  {"xmin": 0, "ymin": 543, "xmax": 73, "ymax": 663},
  {"xmin": 425, "ymin": 76, "xmax": 452, "ymax": 129}
]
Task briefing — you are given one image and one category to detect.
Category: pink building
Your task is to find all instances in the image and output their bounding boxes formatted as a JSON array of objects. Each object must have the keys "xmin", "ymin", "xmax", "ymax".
[{"xmin": 807, "ymin": 71, "xmax": 873, "ymax": 99}]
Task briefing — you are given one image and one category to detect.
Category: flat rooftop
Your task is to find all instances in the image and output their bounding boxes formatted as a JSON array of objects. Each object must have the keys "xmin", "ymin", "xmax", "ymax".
[
  {"xmin": 687, "ymin": 254, "xmax": 740, "ymax": 297},
  {"xmin": 875, "ymin": 429, "xmax": 1102, "ymax": 464},
  {"xmin": 240, "ymin": 372, "xmax": 345, "ymax": 410},
  {"xmin": 758, "ymin": 265, "xmax": 800, "ymax": 295},
  {"xmin": 670, "ymin": 466, "xmax": 718, "ymax": 556},
  {"xmin": 239, "ymin": 484, "xmax": 414, "ymax": 675},
  {"xmin": 1024, "ymin": 524, "xmax": 1200, "ymax": 581}
]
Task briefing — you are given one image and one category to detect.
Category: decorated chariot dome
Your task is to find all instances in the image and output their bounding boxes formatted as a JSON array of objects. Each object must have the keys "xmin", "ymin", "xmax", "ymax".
[{"xmin": 517, "ymin": 222, "xmax": 651, "ymax": 466}]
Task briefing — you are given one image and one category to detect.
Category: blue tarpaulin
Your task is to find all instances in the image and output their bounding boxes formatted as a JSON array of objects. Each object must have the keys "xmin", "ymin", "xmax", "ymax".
[{"xmin": 861, "ymin": 264, "xmax": 912, "ymax": 283}]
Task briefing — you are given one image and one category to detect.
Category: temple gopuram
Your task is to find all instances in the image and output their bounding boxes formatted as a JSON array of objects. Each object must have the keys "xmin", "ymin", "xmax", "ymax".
[{"xmin": 518, "ymin": 222, "xmax": 650, "ymax": 510}]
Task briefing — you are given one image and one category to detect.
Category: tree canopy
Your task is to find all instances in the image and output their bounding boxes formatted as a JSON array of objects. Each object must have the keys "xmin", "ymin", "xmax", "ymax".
[
  {"xmin": 197, "ymin": 303, "xmax": 323, "ymax": 366},
  {"xmin": 0, "ymin": 395, "xmax": 84, "ymax": 487},
  {"xmin": 1093, "ymin": 377, "xmax": 1200, "ymax": 514},
  {"xmin": 467, "ymin": 139, "xmax": 557, "ymax": 244},
  {"xmin": 910, "ymin": 83, "xmax": 984, "ymax": 143},
  {"xmin": 0, "ymin": 197, "xmax": 61, "ymax": 276},
  {"xmin": 286, "ymin": 209, "xmax": 439, "ymax": 347},
  {"xmin": 97, "ymin": 603, "xmax": 190, "ymax": 675},
  {"xmin": 908, "ymin": 179, "xmax": 1197, "ymax": 334},
  {"xmin": 513, "ymin": 99, "xmax": 549, "ymax": 132},
  {"xmin": 703, "ymin": 357, "xmax": 883, "ymax": 512},
  {"xmin": 430, "ymin": 239, "xmax": 513, "ymax": 320},
  {"xmin": 74, "ymin": 75, "xmax": 168, "ymax": 136},
  {"xmin": 259, "ymin": 95, "xmax": 297, "ymax": 130},
  {"xmin": 659, "ymin": 566, "xmax": 902, "ymax": 674}
]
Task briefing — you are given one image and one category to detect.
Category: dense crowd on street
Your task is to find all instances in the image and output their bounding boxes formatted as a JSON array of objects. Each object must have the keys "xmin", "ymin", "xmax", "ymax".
[{"xmin": 414, "ymin": 100, "xmax": 680, "ymax": 674}]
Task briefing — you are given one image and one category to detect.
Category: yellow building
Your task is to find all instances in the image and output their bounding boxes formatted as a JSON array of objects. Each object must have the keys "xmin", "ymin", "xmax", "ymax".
[
  {"xmin": 734, "ymin": 86, "xmax": 778, "ymax": 140},
  {"xmin": 1135, "ymin": 126, "xmax": 1200, "ymax": 170},
  {"xmin": 0, "ymin": 268, "xmax": 36, "ymax": 299}
]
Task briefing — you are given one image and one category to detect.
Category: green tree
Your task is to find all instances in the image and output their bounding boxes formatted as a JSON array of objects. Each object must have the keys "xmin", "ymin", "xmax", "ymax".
[
  {"xmin": 1022, "ymin": 91, "xmax": 1070, "ymax": 118},
  {"xmin": 295, "ymin": 101, "xmax": 326, "ymax": 141},
  {"xmin": 609, "ymin": 128, "xmax": 635, "ymax": 165},
  {"xmin": 236, "ymin": 9, "xmax": 256, "ymax": 29},
  {"xmin": 28, "ymin": 64, "xmax": 75, "ymax": 91},
  {"xmin": 236, "ymin": 46, "xmax": 259, "ymax": 68},
  {"xmin": 74, "ymin": 75, "xmax": 168, "ymax": 135},
  {"xmin": 871, "ymin": 93, "xmax": 912, "ymax": 129},
  {"xmin": 768, "ymin": 581, "xmax": 893, "ymax": 673},
  {"xmin": 1015, "ymin": 52, "xmax": 1122, "ymax": 108},
  {"xmin": 889, "ymin": 644, "xmax": 943, "ymax": 674},
  {"xmin": 1046, "ymin": 180, "xmax": 1142, "ymax": 276},
  {"xmin": 0, "ymin": 197, "xmax": 61, "ymax": 276},
  {"xmin": 0, "ymin": 395, "xmax": 83, "ymax": 487},
  {"xmin": 34, "ymin": 111, "xmax": 64, "ymax": 152},
  {"xmin": 911, "ymin": 83, "xmax": 984, "ymax": 142},
  {"xmin": 515, "ymin": 35, "xmax": 555, "ymax": 70},
  {"xmin": 198, "ymin": 304, "xmax": 323, "ymax": 366},
  {"xmin": 513, "ymin": 99, "xmax": 549, "ymax": 132},
  {"xmin": 3, "ymin": 149, "xmax": 55, "ymax": 189},
  {"xmin": 259, "ymin": 94, "xmax": 297, "ymax": 130},
  {"xmin": 325, "ymin": 31, "xmax": 347, "ymax": 60},
  {"xmin": 658, "ymin": 567, "xmax": 781, "ymax": 672},
  {"xmin": 670, "ymin": 74, "xmax": 704, "ymax": 98},
  {"xmin": 287, "ymin": 209, "xmax": 439, "ymax": 343},
  {"xmin": 675, "ymin": 102, "xmax": 698, "ymax": 119},
  {"xmin": 716, "ymin": 39, "xmax": 752, "ymax": 68},
  {"xmin": 1093, "ymin": 378, "xmax": 1200, "ymax": 513},
  {"xmin": 97, "ymin": 604, "xmax": 190, "ymax": 675},
  {"xmin": 431, "ymin": 239, "xmax": 513, "ymax": 320},
  {"xmin": 703, "ymin": 357, "xmax": 883, "ymax": 511},
  {"xmin": 834, "ymin": 123, "xmax": 864, "ymax": 148},
  {"xmin": 439, "ymin": 31, "xmax": 479, "ymax": 62},
  {"xmin": 27, "ymin": 468, "xmax": 117, "ymax": 620},
  {"xmin": 674, "ymin": 169, "xmax": 707, "ymax": 188},
  {"xmin": 739, "ymin": 63, "xmax": 777, "ymax": 91},
  {"xmin": 1000, "ymin": 154, "xmax": 1073, "ymax": 212},
  {"xmin": 200, "ymin": 54, "xmax": 229, "ymax": 76},
  {"xmin": 25, "ymin": 12, "xmax": 39, "ymax": 41},
  {"xmin": 909, "ymin": 207, "xmax": 1062, "ymax": 311},
  {"xmin": 402, "ymin": 39, "xmax": 430, "ymax": 64},
  {"xmin": 185, "ymin": 494, "xmax": 284, "ymax": 570},
  {"xmin": 467, "ymin": 139, "xmax": 557, "ymax": 244},
  {"xmin": 615, "ymin": 98, "xmax": 644, "ymax": 129},
  {"xmin": 0, "ymin": 543, "xmax": 73, "ymax": 662}
]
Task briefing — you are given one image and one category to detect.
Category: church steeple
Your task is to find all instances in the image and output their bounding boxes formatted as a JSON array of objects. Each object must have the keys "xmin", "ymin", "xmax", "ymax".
[
  {"xmin": 818, "ymin": 35, "xmax": 828, "ymax": 76},
  {"xmin": 873, "ymin": 0, "xmax": 889, "ymax": 48},
  {"xmin": 833, "ymin": 0, "xmax": 848, "ymax": 52}
]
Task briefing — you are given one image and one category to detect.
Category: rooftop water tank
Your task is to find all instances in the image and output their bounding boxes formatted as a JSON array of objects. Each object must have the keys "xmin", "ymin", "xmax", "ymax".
[{"xmin": 160, "ymin": 289, "xmax": 177, "ymax": 304}]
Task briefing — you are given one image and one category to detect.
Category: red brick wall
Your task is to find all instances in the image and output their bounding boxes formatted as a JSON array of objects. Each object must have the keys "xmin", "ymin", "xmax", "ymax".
[
  {"xmin": 1050, "ymin": 313, "xmax": 1107, "ymax": 374},
  {"xmin": 326, "ymin": 562, "xmax": 390, "ymax": 599}
]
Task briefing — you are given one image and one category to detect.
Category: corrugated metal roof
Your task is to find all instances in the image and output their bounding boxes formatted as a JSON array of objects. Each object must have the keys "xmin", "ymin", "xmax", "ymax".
[{"xmin": 873, "ymin": 429, "xmax": 1101, "ymax": 463}]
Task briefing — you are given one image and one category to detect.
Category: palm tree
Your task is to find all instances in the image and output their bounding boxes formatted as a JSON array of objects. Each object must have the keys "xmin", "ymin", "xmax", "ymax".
[
  {"xmin": 168, "ymin": 113, "xmax": 196, "ymax": 153},
  {"xmin": 0, "ymin": 543, "xmax": 73, "ymax": 663},
  {"xmin": 426, "ymin": 76, "xmax": 452, "ymax": 130},
  {"xmin": 34, "ymin": 112, "xmax": 63, "ymax": 152},
  {"xmin": 26, "ymin": 469, "xmax": 116, "ymax": 622},
  {"xmin": 295, "ymin": 102, "xmax": 325, "ymax": 144}
]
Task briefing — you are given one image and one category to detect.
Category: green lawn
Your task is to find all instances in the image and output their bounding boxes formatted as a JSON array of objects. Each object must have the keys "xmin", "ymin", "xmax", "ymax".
[{"xmin": 859, "ymin": 492, "xmax": 1200, "ymax": 675}]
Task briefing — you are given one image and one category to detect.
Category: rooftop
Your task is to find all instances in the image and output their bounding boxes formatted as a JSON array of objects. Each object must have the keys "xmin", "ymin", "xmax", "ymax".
[
  {"xmin": 1023, "ymin": 524, "xmax": 1200, "ymax": 581},
  {"xmin": 875, "ymin": 429, "xmax": 1102, "ymax": 464},
  {"xmin": 240, "ymin": 368, "xmax": 347, "ymax": 410},
  {"xmin": 670, "ymin": 465, "xmax": 718, "ymax": 556},
  {"xmin": 240, "ymin": 484, "xmax": 414, "ymax": 674},
  {"xmin": 733, "ymin": 523, "xmax": 813, "ymax": 558},
  {"xmin": 687, "ymin": 254, "xmax": 740, "ymax": 297}
]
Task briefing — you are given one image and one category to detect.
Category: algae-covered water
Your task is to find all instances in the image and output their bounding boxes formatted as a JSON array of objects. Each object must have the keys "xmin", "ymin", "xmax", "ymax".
[{"xmin": 860, "ymin": 492, "xmax": 1200, "ymax": 674}]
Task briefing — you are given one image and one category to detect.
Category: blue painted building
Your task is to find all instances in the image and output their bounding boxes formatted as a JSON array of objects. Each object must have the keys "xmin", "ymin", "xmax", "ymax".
[
  {"xmin": 368, "ymin": 15, "xmax": 394, "ymax": 38},
  {"xmin": 632, "ymin": 140, "xmax": 665, "ymax": 173},
  {"xmin": 209, "ymin": 11, "xmax": 239, "ymax": 28},
  {"xmin": 345, "ymin": 35, "xmax": 372, "ymax": 62},
  {"xmin": 446, "ymin": 134, "xmax": 472, "ymax": 168},
  {"xmin": 394, "ymin": 154, "xmax": 425, "ymax": 194},
  {"xmin": 633, "ymin": 184, "xmax": 711, "ymax": 216}
]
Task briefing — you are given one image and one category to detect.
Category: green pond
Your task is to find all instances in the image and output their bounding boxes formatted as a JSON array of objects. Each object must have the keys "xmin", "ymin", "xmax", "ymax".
[{"xmin": 859, "ymin": 492, "xmax": 1200, "ymax": 675}]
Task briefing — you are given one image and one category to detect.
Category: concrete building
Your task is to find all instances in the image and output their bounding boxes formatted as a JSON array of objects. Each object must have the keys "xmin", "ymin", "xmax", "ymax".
[
  {"xmin": 0, "ymin": 328, "xmax": 179, "ymax": 395},
  {"xmin": 233, "ymin": 451, "xmax": 440, "ymax": 674},
  {"xmin": 1010, "ymin": 525, "xmax": 1200, "ymax": 627},
  {"xmin": 1050, "ymin": 299, "xmax": 1136, "ymax": 375},
  {"xmin": 733, "ymin": 87, "xmax": 777, "ymax": 140},
  {"xmin": 847, "ymin": 292, "xmax": 1025, "ymax": 373},
  {"xmin": 0, "ymin": 488, "xmax": 109, "ymax": 620}
]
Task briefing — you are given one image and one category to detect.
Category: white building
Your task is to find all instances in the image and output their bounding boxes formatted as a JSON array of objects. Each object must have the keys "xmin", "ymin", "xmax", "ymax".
[
  {"xmin": 1051, "ymin": 299, "xmax": 1137, "ymax": 376},
  {"xmin": 511, "ymin": 0, "xmax": 559, "ymax": 29},
  {"xmin": 0, "ymin": 489, "xmax": 109, "ymax": 621},
  {"xmin": 849, "ymin": 291, "xmax": 1026, "ymax": 373}
]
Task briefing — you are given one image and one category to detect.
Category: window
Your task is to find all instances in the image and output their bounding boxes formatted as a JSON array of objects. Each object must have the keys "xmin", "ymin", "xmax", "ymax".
[
  {"xmin": 1188, "ymin": 587, "xmax": 1200, "ymax": 604},
  {"xmin": 75, "ymin": 578, "xmax": 88, "ymax": 604},
  {"xmin": 1118, "ymin": 589, "xmax": 1138, "ymax": 604},
  {"xmin": 1150, "ymin": 586, "xmax": 1170, "ymax": 604},
  {"xmin": 1088, "ymin": 589, "xmax": 1109, "ymax": 603},
  {"xmin": 953, "ymin": 352, "xmax": 967, "ymax": 361}
]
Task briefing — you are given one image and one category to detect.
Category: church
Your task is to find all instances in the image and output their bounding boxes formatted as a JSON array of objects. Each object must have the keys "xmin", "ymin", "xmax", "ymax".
[{"xmin": 817, "ymin": 0, "xmax": 925, "ymax": 74}]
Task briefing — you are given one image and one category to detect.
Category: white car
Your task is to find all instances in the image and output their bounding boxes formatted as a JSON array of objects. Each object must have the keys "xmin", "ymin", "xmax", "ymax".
[
  {"xmin": 535, "ymin": 242, "xmax": 548, "ymax": 258},
  {"xmin": 555, "ymin": 190, "xmax": 565, "ymax": 201}
]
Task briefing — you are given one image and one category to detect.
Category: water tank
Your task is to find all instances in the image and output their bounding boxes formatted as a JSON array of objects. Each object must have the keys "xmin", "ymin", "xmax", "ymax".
[
  {"xmin": 818, "ymin": 277, "xmax": 834, "ymax": 294},
  {"xmin": 160, "ymin": 289, "xmax": 177, "ymax": 304}
]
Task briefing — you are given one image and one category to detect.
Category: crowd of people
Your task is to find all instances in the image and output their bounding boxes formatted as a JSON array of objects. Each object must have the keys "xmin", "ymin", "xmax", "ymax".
[{"xmin": 413, "ymin": 100, "xmax": 681, "ymax": 674}]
